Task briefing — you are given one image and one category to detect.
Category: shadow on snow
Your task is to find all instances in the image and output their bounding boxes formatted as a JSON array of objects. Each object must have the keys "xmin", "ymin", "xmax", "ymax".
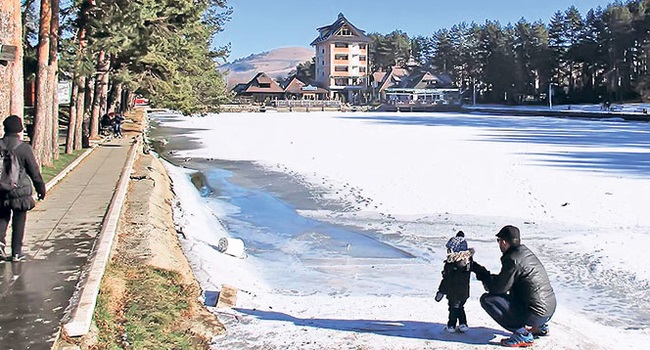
[
  {"xmin": 340, "ymin": 114, "xmax": 650, "ymax": 178},
  {"xmin": 235, "ymin": 308, "xmax": 509, "ymax": 345}
]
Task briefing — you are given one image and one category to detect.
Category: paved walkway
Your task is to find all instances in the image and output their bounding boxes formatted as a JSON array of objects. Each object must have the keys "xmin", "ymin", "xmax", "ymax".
[{"xmin": 0, "ymin": 136, "xmax": 135, "ymax": 350}]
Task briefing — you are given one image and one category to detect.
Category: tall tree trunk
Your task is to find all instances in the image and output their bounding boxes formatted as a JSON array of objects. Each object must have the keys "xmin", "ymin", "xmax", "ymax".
[
  {"xmin": 66, "ymin": 79, "xmax": 78, "ymax": 154},
  {"xmin": 73, "ymin": 75, "xmax": 86, "ymax": 150},
  {"xmin": 8, "ymin": 0, "xmax": 23, "ymax": 120},
  {"xmin": 50, "ymin": 0, "xmax": 60, "ymax": 160},
  {"xmin": 119, "ymin": 88, "xmax": 129, "ymax": 114},
  {"xmin": 107, "ymin": 81, "xmax": 123, "ymax": 114},
  {"xmin": 82, "ymin": 76, "xmax": 93, "ymax": 147},
  {"xmin": 89, "ymin": 50, "xmax": 109, "ymax": 140},
  {"xmin": 0, "ymin": 0, "xmax": 24, "ymax": 132},
  {"xmin": 126, "ymin": 90, "xmax": 135, "ymax": 111},
  {"xmin": 0, "ymin": 7, "xmax": 10, "ymax": 122},
  {"xmin": 33, "ymin": 0, "xmax": 53, "ymax": 166},
  {"xmin": 68, "ymin": 1, "xmax": 91, "ymax": 151}
]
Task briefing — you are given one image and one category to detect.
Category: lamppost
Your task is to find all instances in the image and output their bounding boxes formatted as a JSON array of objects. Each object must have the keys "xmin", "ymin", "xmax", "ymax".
[
  {"xmin": 473, "ymin": 78, "xmax": 477, "ymax": 106},
  {"xmin": 548, "ymin": 83, "xmax": 554, "ymax": 110}
]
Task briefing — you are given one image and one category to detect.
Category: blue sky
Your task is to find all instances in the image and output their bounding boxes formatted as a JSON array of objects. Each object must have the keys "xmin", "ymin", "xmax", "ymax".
[{"xmin": 215, "ymin": 0, "xmax": 616, "ymax": 62}]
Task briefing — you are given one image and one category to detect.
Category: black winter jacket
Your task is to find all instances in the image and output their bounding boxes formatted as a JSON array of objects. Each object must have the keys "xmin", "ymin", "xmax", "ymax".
[
  {"xmin": 440, "ymin": 259, "xmax": 471, "ymax": 302},
  {"xmin": 472, "ymin": 244, "xmax": 556, "ymax": 318},
  {"xmin": 0, "ymin": 135, "xmax": 46, "ymax": 211}
]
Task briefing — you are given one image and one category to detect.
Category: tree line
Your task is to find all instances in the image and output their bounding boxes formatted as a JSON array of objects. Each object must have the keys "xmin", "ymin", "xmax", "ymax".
[
  {"xmin": 289, "ymin": 0, "xmax": 648, "ymax": 106},
  {"xmin": 0, "ymin": 0, "xmax": 231, "ymax": 167},
  {"xmin": 366, "ymin": 1, "xmax": 650, "ymax": 105}
]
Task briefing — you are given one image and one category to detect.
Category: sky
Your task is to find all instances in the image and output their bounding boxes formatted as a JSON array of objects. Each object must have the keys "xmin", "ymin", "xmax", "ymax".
[
  {"xmin": 151, "ymin": 107, "xmax": 650, "ymax": 349},
  {"xmin": 216, "ymin": 0, "xmax": 616, "ymax": 62}
]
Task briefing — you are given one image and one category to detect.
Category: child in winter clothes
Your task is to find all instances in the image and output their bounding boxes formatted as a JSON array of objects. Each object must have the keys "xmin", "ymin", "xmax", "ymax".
[{"xmin": 435, "ymin": 231, "xmax": 474, "ymax": 333}]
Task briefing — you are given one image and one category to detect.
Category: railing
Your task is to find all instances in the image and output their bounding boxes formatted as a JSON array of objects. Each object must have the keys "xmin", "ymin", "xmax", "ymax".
[
  {"xmin": 386, "ymin": 99, "xmax": 461, "ymax": 107},
  {"xmin": 273, "ymin": 100, "xmax": 342, "ymax": 108}
]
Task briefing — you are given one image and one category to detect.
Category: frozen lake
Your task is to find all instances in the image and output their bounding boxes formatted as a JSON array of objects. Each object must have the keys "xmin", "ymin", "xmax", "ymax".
[{"xmin": 149, "ymin": 110, "xmax": 650, "ymax": 349}]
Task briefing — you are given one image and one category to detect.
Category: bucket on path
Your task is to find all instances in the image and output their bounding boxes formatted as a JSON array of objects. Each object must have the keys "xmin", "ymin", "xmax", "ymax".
[{"xmin": 217, "ymin": 237, "xmax": 246, "ymax": 258}]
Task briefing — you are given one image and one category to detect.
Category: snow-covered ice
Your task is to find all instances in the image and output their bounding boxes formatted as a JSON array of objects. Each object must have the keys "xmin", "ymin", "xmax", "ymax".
[{"xmin": 152, "ymin": 110, "xmax": 650, "ymax": 349}]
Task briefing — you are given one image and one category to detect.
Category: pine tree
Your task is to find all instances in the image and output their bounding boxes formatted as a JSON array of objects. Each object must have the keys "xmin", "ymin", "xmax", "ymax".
[
  {"xmin": 33, "ymin": 0, "xmax": 54, "ymax": 166},
  {"xmin": 0, "ymin": 0, "xmax": 24, "ymax": 126}
]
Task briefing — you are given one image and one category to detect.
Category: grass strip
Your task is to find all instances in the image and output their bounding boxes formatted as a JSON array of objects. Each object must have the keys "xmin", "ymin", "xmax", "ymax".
[
  {"xmin": 41, "ymin": 148, "xmax": 87, "ymax": 183},
  {"xmin": 94, "ymin": 264, "xmax": 205, "ymax": 349}
]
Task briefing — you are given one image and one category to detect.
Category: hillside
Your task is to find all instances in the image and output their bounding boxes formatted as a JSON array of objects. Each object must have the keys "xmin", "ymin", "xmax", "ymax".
[{"xmin": 219, "ymin": 47, "xmax": 314, "ymax": 88}]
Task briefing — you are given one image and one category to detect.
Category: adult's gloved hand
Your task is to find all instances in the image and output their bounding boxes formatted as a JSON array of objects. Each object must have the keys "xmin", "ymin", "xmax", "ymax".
[
  {"xmin": 471, "ymin": 261, "xmax": 490, "ymax": 281},
  {"xmin": 37, "ymin": 190, "xmax": 46, "ymax": 200}
]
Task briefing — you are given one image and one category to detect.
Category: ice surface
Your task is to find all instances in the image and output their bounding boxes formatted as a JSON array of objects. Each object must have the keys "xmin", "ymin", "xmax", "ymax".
[{"xmin": 150, "ymin": 110, "xmax": 650, "ymax": 349}]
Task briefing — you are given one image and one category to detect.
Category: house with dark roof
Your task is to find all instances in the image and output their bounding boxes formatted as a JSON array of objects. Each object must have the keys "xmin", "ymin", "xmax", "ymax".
[
  {"xmin": 282, "ymin": 77, "xmax": 329, "ymax": 100},
  {"xmin": 311, "ymin": 13, "xmax": 371, "ymax": 103},
  {"xmin": 374, "ymin": 65, "xmax": 461, "ymax": 108},
  {"xmin": 371, "ymin": 66, "xmax": 410, "ymax": 101},
  {"xmin": 232, "ymin": 72, "xmax": 285, "ymax": 103}
]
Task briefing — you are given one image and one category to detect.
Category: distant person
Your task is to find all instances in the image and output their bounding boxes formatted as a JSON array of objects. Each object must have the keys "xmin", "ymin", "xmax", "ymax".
[
  {"xmin": 113, "ymin": 113, "xmax": 124, "ymax": 138},
  {"xmin": 471, "ymin": 225, "xmax": 556, "ymax": 347},
  {"xmin": 604, "ymin": 100, "xmax": 611, "ymax": 111},
  {"xmin": 0, "ymin": 116, "xmax": 46, "ymax": 262},
  {"xmin": 435, "ymin": 230, "xmax": 474, "ymax": 333},
  {"xmin": 100, "ymin": 113, "xmax": 113, "ymax": 136}
]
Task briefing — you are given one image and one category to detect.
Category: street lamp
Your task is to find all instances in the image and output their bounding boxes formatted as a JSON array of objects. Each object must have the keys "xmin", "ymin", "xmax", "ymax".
[
  {"xmin": 473, "ymin": 78, "xmax": 477, "ymax": 106},
  {"xmin": 548, "ymin": 83, "xmax": 554, "ymax": 110}
]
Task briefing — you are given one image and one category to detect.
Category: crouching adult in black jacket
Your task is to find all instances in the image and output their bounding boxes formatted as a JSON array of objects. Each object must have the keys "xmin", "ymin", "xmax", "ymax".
[
  {"xmin": 0, "ymin": 116, "xmax": 46, "ymax": 262},
  {"xmin": 472, "ymin": 225, "xmax": 556, "ymax": 347}
]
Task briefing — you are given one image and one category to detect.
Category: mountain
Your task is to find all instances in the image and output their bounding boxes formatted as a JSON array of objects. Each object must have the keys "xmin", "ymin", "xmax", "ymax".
[{"xmin": 219, "ymin": 47, "xmax": 314, "ymax": 88}]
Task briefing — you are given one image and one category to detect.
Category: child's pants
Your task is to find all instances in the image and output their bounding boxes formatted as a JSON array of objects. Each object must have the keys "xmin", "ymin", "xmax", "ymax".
[{"xmin": 447, "ymin": 298, "xmax": 467, "ymax": 327}]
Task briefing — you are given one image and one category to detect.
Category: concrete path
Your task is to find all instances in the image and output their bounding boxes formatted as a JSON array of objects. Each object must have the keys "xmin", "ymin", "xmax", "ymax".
[{"xmin": 0, "ymin": 136, "xmax": 136, "ymax": 350}]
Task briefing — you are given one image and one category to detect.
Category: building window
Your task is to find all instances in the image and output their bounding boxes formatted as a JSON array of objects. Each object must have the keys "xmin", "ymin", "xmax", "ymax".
[
  {"xmin": 338, "ymin": 28, "xmax": 352, "ymax": 36},
  {"xmin": 334, "ymin": 66, "xmax": 349, "ymax": 72},
  {"xmin": 259, "ymin": 83, "xmax": 270, "ymax": 88},
  {"xmin": 334, "ymin": 42, "xmax": 348, "ymax": 48},
  {"xmin": 335, "ymin": 54, "xmax": 348, "ymax": 60},
  {"xmin": 321, "ymin": 60, "xmax": 325, "ymax": 65},
  {"xmin": 322, "ymin": 48, "xmax": 325, "ymax": 54},
  {"xmin": 359, "ymin": 55, "xmax": 366, "ymax": 62},
  {"xmin": 360, "ymin": 66, "xmax": 366, "ymax": 73},
  {"xmin": 335, "ymin": 78, "xmax": 348, "ymax": 86},
  {"xmin": 360, "ymin": 44, "xmax": 367, "ymax": 49}
]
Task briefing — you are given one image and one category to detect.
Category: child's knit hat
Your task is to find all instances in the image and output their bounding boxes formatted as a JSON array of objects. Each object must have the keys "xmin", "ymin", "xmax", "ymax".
[{"xmin": 445, "ymin": 230, "xmax": 468, "ymax": 253}]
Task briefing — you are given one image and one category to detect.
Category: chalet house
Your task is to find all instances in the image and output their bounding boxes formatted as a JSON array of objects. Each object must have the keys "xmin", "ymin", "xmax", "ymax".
[
  {"xmin": 371, "ymin": 66, "xmax": 410, "ymax": 102},
  {"xmin": 281, "ymin": 77, "xmax": 328, "ymax": 100},
  {"xmin": 232, "ymin": 72, "xmax": 284, "ymax": 103},
  {"xmin": 375, "ymin": 65, "xmax": 460, "ymax": 106},
  {"xmin": 310, "ymin": 13, "xmax": 371, "ymax": 103}
]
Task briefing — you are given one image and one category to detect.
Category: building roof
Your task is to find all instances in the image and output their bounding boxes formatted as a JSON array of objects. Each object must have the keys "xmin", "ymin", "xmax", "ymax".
[
  {"xmin": 283, "ymin": 77, "xmax": 307, "ymax": 94},
  {"xmin": 377, "ymin": 66, "xmax": 454, "ymax": 91},
  {"xmin": 377, "ymin": 66, "xmax": 410, "ymax": 92},
  {"xmin": 372, "ymin": 72, "xmax": 386, "ymax": 84},
  {"xmin": 238, "ymin": 72, "xmax": 285, "ymax": 94},
  {"xmin": 283, "ymin": 77, "xmax": 328, "ymax": 94},
  {"xmin": 231, "ymin": 82, "xmax": 248, "ymax": 94},
  {"xmin": 310, "ymin": 13, "xmax": 371, "ymax": 46},
  {"xmin": 401, "ymin": 71, "xmax": 443, "ymax": 89}
]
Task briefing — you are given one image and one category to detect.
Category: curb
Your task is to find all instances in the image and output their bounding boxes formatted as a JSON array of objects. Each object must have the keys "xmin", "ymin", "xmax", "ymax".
[{"xmin": 62, "ymin": 136, "xmax": 142, "ymax": 337}]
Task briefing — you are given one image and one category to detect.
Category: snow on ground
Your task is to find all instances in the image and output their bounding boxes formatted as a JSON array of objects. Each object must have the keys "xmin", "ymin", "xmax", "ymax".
[{"xmin": 153, "ymin": 110, "xmax": 650, "ymax": 349}]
